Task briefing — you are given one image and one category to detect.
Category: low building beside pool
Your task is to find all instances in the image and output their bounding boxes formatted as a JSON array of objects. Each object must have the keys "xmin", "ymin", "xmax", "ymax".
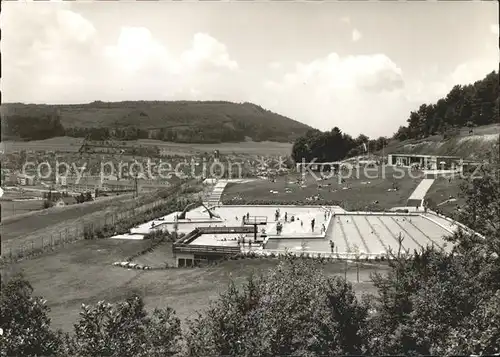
[{"xmin": 386, "ymin": 154, "xmax": 463, "ymax": 170}]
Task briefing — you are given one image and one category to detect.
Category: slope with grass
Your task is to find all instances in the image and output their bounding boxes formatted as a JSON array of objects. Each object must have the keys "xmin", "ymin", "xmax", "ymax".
[
  {"xmin": 0, "ymin": 238, "xmax": 388, "ymax": 332},
  {"xmin": 381, "ymin": 124, "xmax": 499, "ymax": 160},
  {"xmin": 222, "ymin": 167, "xmax": 422, "ymax": 211}
]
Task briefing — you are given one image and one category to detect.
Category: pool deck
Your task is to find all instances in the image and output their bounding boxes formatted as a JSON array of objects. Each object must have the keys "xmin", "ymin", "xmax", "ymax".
[{"xmin": 112, "ymin": 204, "xmax": 460, "ymax": 256}]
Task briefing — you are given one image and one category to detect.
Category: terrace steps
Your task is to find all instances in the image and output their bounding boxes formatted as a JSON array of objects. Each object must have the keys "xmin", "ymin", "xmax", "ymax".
[
  {"xmin": 206, "ymin": 181, "xmax": 229, "ymax": 206},
  {"xmin": 407, "ymin": 178, "xmax": 435, "ymax": 207}
]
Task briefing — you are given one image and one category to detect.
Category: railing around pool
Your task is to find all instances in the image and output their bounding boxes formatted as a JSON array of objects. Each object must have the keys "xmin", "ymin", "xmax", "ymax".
[
  {"xmin": 247, "ymin": 249, "xmax": 401, "ymax": 260},
  {"xmin": 173, "ymin": 244, "xmax": 241, "ymax": 255}
]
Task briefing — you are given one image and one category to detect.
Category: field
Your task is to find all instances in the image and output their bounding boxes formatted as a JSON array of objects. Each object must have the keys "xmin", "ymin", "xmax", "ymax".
[
  {"xmin": 222, "ymin": 166, "xmax": 422, "ymax": 210},
  {"xmin": 424, "ymin": 176, "xmax": 465, "ymax": 217},
  {"xmin": 0, "ymin": 193, "xmax": 142, "ymax": 255},
  {"xmin": 1, "ymin": 199, "xmax": 44, "ymax": 218},
  {"xmin": 1, "ymin": 239, "xmax": 388, "ymax": 332},
  {"xmin": 1, "ymin": 136, "xmax": 292, "ymax": 156}
]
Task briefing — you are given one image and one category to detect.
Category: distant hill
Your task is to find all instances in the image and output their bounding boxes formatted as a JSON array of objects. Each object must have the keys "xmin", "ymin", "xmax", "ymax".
[{"xmin": 1, "ymin": 101, "xmax": 312, "ymax": 144}]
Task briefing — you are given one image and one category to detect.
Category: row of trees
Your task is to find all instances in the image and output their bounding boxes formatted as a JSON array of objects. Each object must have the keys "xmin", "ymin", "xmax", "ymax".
[
  {"xmin": 291, "ymin": 127, "xmax": 389, "ymax": 163},
  {"xmin": 2, "ymin": 141, "xmax": 499, "ymax": 356},
  {"xmin": 65, "ymin": 122, "xmax": 295, "ymax": 144},
  {"xmin": 2, "ymin": 114, "xmax": 65, "ymax": 141},
  {"xmin": 5, "ymin": 118, "xmax": 283, "ymax": 144},
  {"xmin": 43, "ymin": 191, "xmax": 94, "ymax": 209},
  {"xmin": 394, "ymin": 71, "xmax": 499, "ymax": 141}
]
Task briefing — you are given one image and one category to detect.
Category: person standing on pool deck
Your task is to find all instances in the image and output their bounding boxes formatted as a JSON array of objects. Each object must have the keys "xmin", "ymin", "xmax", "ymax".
[
  {"xmin": 311, "ymin": 218, "xmax": 315, "ymax": 232},
  {"xmin": 285, "ymin": 212, "xmax": 288, "ymax": 222}
]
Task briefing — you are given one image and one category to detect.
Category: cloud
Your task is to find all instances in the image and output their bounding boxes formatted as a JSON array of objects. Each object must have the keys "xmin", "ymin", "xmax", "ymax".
[
  {"xmin": 104, "ymin": 27, "xmax": 177, "ymax": 74},
  {"xmin": 351, "ymin": 29, "xmax": 362, "ymax": 42},
  {"xmin": 490, "ymin": 24, "xmax": 499, "ymax": 36},
  {"xmin": 340, "ymin": 16, "xmax": 351, "ymax": 25},
  {"xmin": 2, "ymin": 3, "xmax": 497, "ymax": 139},
  {"xmin": 2, "ymin": 4, "xmax": 238, "ymax": 103},
  {"xmin": 260, "ymin": 53, "xmax": 410, "ymax": 136},
  {"xmin": 268, "ymin": 61, "xmax": 282, "ymax": 70},
  {"xmin": 260, "ymin": 49, "xmax": 498, "ymax": 136},
  {"xmin": 181, "ymin": 33, "xmax": 238, "ymax": 72},
  {"xmin": 450, "ymin": 59, "xmax": 497, "ymax": 86},
  {"xmin": 282, "ymin": 53, "xmax": 404, "ymax": 92},
  {"xmin": 2, "ymin": 3, "xmax": 101, "ymax": 103}
]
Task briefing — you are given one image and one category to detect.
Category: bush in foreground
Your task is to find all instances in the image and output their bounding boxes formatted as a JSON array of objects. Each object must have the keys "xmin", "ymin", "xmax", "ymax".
[
  {"xmin": 185, "ymin": 258, "xmax": 369, "ymax": 356},
  {"xmin": 67, "ymin": 296, "xmax": 182, "ymax": 357},
  {"xmin": 0, "ymin": 275, "xmax": 63, "ymax": 357}
]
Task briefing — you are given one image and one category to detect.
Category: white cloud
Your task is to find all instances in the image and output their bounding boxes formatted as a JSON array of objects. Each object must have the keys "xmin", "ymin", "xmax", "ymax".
[
  {"xmin": 351, "ymin": 29, "xmax": 362, "ymax": 42},
  {"xmin": 490, "ymin": 23, "xmax": 499, "ymax": 36},
  {"xmin": 104, "ymin": 27, "xmax": 177, "ymax": 74},
  {"xmin": 2, "ymin": 3, "xmax": 497, "ymax": 138},
  {"xmin": 181, "ymin": 33, "xmax": 238, "ymax": 71},
  {"xmin": 260, "ymin": 53, "xmax": 410, "ymax": 136},
  {"xmin": 260, "ymin": 50, "xmax": 497, "ymax": 136},
  {"xmin": 340, "ymin": 16, "xmax": 351, "ymax": 25},
  {"xmin": 450, "ymin": 59, "xmax": 497, "ymax": 86},
  {"xmin": 2, "ymin": 4, "xmax": 238, "ymax": 103},
  {"xmin": 268, "ymin": 61, "xmax": 282, "ymax": 70}
]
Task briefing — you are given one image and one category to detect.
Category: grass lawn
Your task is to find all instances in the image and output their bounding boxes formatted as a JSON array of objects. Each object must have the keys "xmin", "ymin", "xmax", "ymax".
[
  {"xmin": 1, "ymin": 136, "xmax": 292, "ymax": 157},
  {"xmin": 0, "ymin": 193, "xmax": 153, "ymax": 257},
  {"xmin": 1, "ymin": 199, "xmax": 45, "ymax": 218},
  {"xmin": 1, "ymin": 238, "xmax": 389, "ymax": 332},
  {"xmin": 222, "ymin": 166, "xmax": 422, "ymax": 211},
  {"xmin": 424, "ymin": 176, "xmax": 465, "ymax": 218}
]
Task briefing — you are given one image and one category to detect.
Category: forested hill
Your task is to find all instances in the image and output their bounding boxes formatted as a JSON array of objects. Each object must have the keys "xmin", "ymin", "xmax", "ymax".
[
  {"xmin": 393, "ymin": 71, "xmax": 499, "ymax": 141},
  {"xmin": 1, "ymin": 101, "xmax": 312, "ymax": 143}
]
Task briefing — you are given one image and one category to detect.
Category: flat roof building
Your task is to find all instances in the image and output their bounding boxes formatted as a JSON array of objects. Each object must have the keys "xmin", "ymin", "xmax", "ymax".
[{"xmin": 387, "ymin": 153, "xmax": 463, "ymax": 170}]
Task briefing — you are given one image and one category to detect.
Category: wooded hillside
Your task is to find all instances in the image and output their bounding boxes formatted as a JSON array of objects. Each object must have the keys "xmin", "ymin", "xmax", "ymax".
[{"xmin": 1, "ymin": 101, "xmax": 312, "ymax": 144}]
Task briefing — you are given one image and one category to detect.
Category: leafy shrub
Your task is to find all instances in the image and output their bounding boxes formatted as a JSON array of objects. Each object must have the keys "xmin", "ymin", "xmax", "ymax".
[
  {"xmin": 186, "ymin": 259, "xmax": 369, "ymax": 356},
  {"xmin": 0, "ymin": 275, "xmax": 63, "ymax": 357},
  {"xmin": 68, "ymin": 296, "xmax": 183, "ymax": 357}
]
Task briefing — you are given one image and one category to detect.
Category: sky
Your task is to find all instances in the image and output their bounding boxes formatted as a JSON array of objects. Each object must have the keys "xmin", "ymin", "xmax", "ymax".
[{"xmin": 2, "ymin": 1, "xmax": 498, "ymax": 138}]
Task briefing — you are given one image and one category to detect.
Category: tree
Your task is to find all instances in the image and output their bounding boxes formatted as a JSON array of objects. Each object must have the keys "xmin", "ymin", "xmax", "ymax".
[
  {"xmin": 367, "ymin": 137, "xmax": 500, "ymax": 355},
  {"xmin": 291, "ymin": 128, "xmax": 372, "ymax": 163},
  {"xmin": 0, "ymin": 274, "xmax": 63, "ymax": 357},
  {"xmin": 393, "ymin": 71, "xmax": 499, "ymax": 141},
  {"xmin": 186, "ymin": 259, "xmax": 369, "ymax": 356},
  {"xmin": 457, "ymin": 137, "xmax": 500, "ymax": 244},
  {"xmin": 69, "ymin": 295, "xmax": 183, "ymax": 357},
  {"xmin": 443, "ymin": 289, "xmax": 500, "ymax": 356},
  {"xmin": 368, "ymin": 245, "xmax": 500, "ymax": 355},
  {"xmin": 77, "ymin": 193, "xmax": 86, "ymax": 204}
]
